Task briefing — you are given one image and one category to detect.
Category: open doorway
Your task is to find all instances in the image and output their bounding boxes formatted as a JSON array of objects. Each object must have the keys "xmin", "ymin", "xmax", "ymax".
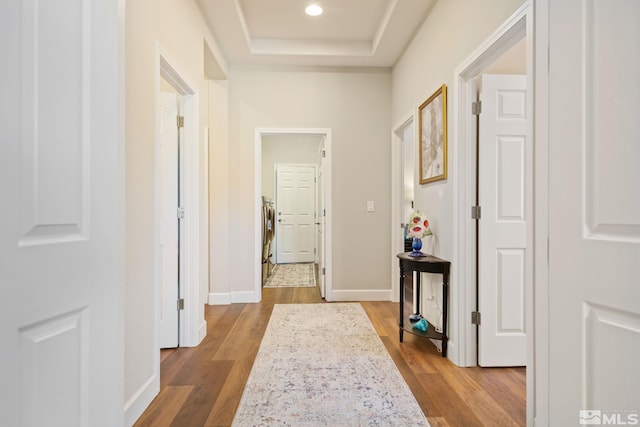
[
  {"xmin": 254, "ymin": 129, "xmax": 333, "ymax": 301},
  {"xmin": 261, "ymin": 135, "xmax": 320, "ymax": 293},
  {"xmin": 157, "ymin": 75, "xmax": 182, "ymax": 349},
  {"xmin": 153, "ymin": 49, "xmax": 204, "ymax": 357},
  {"xmin": 452, "ymin": 3, "xmax": 532, "ymax": 377},
  {"xmin": 391, "ymin": 114, "xmax": 416, "ymax": 303},
  {"xmin": 474, "ymin": 39, "xmax": 528, "ymax": 367}
]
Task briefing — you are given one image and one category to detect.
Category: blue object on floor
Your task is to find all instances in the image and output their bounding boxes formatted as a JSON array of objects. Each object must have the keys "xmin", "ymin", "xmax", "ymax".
[{"xmin": 412, "ymin": 318, "xmax": 428, "ymax": 332}]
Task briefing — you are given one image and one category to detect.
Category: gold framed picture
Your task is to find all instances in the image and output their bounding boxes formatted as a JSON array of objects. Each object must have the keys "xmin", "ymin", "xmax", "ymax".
[{"xmin": 419, "ymin": 84, "xmax": 447, "ymax": 184}]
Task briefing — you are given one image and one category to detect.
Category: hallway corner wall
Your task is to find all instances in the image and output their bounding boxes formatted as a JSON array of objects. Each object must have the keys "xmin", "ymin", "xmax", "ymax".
[{"xmin": 124, "ymin": 0, "xmax": 227, "ymax": 424}]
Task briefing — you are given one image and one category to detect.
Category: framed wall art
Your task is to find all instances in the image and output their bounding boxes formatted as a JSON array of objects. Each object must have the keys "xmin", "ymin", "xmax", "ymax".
[{"xmin": 419, "ymin": 84, "xmax": 447, "ymax": 184}]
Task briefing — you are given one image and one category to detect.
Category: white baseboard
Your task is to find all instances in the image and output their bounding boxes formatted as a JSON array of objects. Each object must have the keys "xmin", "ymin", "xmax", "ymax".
[
  {"xmin": 329, "ymin": 289, "xmax": 392, "ymax": 302},
  {"xmin": 208, "ymin": 291, "xmax": 260, "ymax": 305},
  {"xmin": 444, "ymin": 340, "xmax": 459, "ymax": 366},
  {"xmin": 232, "ymin": 290, "xmax": 260, "ymax": 303},
  {"xmin": 198, "ymin": 320, "xmax": 207, "ymax": 343},
  {"xmin": 208, "ymin": 292, "xmax": 231, "ymax": 305},
  {"xmin": 124, "ymin": 373, "xmax": 159, "ymax": 427}
]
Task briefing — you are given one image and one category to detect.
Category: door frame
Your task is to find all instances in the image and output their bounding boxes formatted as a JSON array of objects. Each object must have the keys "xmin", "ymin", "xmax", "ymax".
[
  {"xmin": 451, "ymin": 3, "xmax": 542, "ymax": 423},
  {"xmin": 391, "ymin": 111, "xmax": 416, "ymax": 303},
  {"xmin": 254, "ymin": 128, "xmax": 333, "ymax": 300},
  {"xmin": 273, "ymin": 163, "xmax": 318, "ymax": 265},
  {"xmin": 452, "ymin": 0, "xmax": 530, "ymax": 365},
  {"xmin": 153, "ymin": 45, "xmax": 204, "ymax": 360}
]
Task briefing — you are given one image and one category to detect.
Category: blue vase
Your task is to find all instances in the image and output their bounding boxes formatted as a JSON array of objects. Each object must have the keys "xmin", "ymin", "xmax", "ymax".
[{"xmin": 409, "ymin": 237, "xmax": 425, "ymax": 257}]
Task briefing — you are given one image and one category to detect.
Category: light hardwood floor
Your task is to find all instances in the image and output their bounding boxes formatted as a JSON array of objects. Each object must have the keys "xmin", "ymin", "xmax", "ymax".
[{"xmin": 135, "ymin": 286, "xmax": 525, "ymax": 426}]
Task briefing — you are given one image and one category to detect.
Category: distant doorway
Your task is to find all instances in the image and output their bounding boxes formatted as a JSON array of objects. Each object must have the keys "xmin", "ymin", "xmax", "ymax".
[{"xmin": 255, "ymin": 129, "xmax": 333, "ymax": 301}]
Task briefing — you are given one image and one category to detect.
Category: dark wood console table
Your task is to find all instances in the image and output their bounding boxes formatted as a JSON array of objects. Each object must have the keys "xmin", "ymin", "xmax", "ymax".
[{"xmin": 397, "ymin": 252, "xmax": 451, "ymax": 357}]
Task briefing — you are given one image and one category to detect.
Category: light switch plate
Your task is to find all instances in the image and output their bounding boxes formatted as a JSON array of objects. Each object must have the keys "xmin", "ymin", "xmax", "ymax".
[{"xmin": 367, "ymin": 201, "xmax": 375, "ymax": 212}]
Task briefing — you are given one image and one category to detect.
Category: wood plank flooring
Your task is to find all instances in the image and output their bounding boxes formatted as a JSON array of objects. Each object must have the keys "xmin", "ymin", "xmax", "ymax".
[{"xmin": 135, "ymin": 286, "xmax": 525, "ymax": 426}]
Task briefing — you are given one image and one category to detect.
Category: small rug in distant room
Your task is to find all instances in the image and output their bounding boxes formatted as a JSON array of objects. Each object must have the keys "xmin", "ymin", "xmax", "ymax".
[
  {"xmin": 232, "ymin": 303, "xmax": 430, "ymax": 426},
  {"xmin": 263, "ymin": 262, "xmax": 316, "ymax": 288}
]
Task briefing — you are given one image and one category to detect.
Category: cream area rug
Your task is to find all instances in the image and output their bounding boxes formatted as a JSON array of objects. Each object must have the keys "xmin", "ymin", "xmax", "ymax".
[
  {"xmin": 232, "ymin": 303, "xmax": 430, "ymax": 426},
  {"xmin": 263, "ymin": 263, "xmax": 316, "ymax": 288}
]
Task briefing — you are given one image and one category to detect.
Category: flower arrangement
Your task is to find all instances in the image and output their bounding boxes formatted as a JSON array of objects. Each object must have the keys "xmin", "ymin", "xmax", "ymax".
[
  {"xmin": 407, "ymin": 211, "xmax": 432, "ymax": 238},
  {"xmin": 407, "ymin": 210, "xmax": 432, "ymax": 257}
]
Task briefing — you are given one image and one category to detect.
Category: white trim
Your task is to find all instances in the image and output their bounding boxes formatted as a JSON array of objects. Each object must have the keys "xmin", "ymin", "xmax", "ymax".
[
  {"xmin": 254, "ymin": 128, "xmax": 333, "ymax": 301},
  {"xmin": 208, "ymin": 292, "xmax": 231, "ymax": 305},
  {"xmin": 117, "ymin": 0, "xmax": 127, "ymax": 421},
  {"xmin": 123, "ymin": 374, "xmax": 159, "ymax": 427},
  {"xmin": 451, "ymin": 2, "xmax": 530, "ymax": 368},
  {"xmin": 390, "ymin": 111, "xmax": 416, "ymax": 304},
  {"xmin": 330, "ymin": 289, "xmax": 392, "ymax": 302},
  {"xmin": 198, "ymin": 320, "xmax": 207, "ymax": 343},
  {"xmin": 153, "ymin": 45, "xmax": 204, "ymax": 363},
  {"xmin": 533, "ymin": 0, "xmax": 549, "ymax": 425},
  {"xmin": 232, "ymin": 291, "xmax": 261, "ymax": 304}
]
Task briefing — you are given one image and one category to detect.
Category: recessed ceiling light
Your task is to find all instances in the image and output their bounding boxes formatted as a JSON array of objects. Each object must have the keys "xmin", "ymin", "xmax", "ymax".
[{"xmin": 305, "ymin": 4, "xmax": 323, "ymax": 16}]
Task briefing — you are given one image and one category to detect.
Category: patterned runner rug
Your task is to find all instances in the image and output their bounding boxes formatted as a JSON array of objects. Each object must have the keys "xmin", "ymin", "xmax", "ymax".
[
  {"xmin": 263, "ymin": 262, "xmax": 316, "ymax": 288},
  {"xmin": 232, "ymin": 303, "xmax": 430, "ymax": 426}
]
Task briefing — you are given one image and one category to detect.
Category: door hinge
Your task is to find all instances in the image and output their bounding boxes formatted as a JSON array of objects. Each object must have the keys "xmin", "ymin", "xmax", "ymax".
[
  {"xmin": 322, "ymin": 150, "xmax": 326, "ymax": 158},
  {"xmin": 323, "ymin": 208, "xmax": 326, "ymax": 216},
  {"xmin": 472, "ymin": 101, "xmax": 482, "ymax": 115},
  {"xmin": 322, "ymin": 267, "xmax": 326, "ymax": 275},
  {"xmin": 471, "ymin": 206, "xmax": 482, "ymax": 220},
  {"xmin": 471, "ymin": 311, "xmax": 481, "ymax": 325},
  {"xmin": 314, "ymin": 248, "xmax": 316, "ymax": 255},
  {"xmin": 178, "ymin": 298, "xmax": 185, "ymax": 311},
  {"xmin": 177, "ymin": 207, "xmax": 185, "ymax": 219},
  {"xmin": 400, "ymin": 223, "xmax": 406, "ymax": 229},
  {"xmin": 177, "ymin": 115, "xmax": 185, "ymax": 128}
]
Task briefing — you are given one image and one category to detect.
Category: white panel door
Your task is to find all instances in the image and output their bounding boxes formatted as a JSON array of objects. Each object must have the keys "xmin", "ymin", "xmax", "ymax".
[
  {"xmin": 0, "ymin": 1, "xmax": 123, "ymax": 426},
  {"xmin": 276, "ymin": 165, "xmax": 316, "ymax": 264},
  {"xmin": 478, "ymin": 74, "xmax": 529, "ymax": 367},
  {"xmin": 318, "ymin": 144, "xmax": 326, "ymax": 297},
  {"xmin": 402, "ymin": 123, "xmax": 415, "ymax": 232},
  {"xmin": 546, "ymin": 1, "xmax": 640, "ymax": 424},
  {"xmin": 159, "ymin": 92, "xmax": 179, "ymax": 349}
]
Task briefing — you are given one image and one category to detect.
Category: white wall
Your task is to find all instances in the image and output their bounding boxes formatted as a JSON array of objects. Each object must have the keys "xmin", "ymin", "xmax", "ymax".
[
  {"xmin": 483, "ymin": 38, "xmax": 527, "ymax": 74},
  {"xmin": 261, "ymin": 134, "xmax": 322, "ymax": 200},
  {"xmin": 392, "ymin": 0, "xmax": 525, "ymax": 361},
  {"xmin": 228, "ymin": 67, "xmax": 391, "ymax": 298},
  {"xmin": 209, "ymin": 80, "xmax": 231, "ymax": 305},
  {"xmin": 124, "ymin": 0, "xmax": 227, "ymax": 422}
]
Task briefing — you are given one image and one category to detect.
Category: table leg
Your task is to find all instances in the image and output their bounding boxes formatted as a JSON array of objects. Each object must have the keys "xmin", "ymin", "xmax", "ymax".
[
  {"xmin": 399, "ymin": 266, "xmax": 405, "ymax": 342},
  {"xmin": 442, "ymin": 274, "xmax": 449, "ymax": 358}
]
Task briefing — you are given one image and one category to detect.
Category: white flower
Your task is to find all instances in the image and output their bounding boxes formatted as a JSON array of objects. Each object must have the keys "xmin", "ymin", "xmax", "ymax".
[{"xmin": 407, "ymin": 210, "xmax": 433, "ymax": 238}]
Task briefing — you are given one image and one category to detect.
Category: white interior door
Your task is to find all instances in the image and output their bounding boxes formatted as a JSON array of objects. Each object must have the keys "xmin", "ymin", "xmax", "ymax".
[
  {"xmin": 478, "ymin": 74, "xmax": 529, "ymax": 367},
  {"xmin": 318, "ymin": 142, "xmax": 326, "ymax": 297},
  {"xmin": 276, "ymin": 165, "xmax": 316, "ymax": 264},
  {"xmin": 159, "ymin": 91, "xmax": 180, "ymax": 349},
  {"xmin": 545, "ymin": 2, "xmax": 640, "ymax": 424},
  {"xmin": 401, "ymin": 123, "xmax": 415, "ymax": 232},
  {"xmin": 0, "ymin": 1, "xmax": 124, "ymax": 426}
]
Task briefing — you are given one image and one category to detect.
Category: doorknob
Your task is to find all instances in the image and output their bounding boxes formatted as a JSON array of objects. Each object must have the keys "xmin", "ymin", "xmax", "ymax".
[{"xmin": 278, "ymin": 219, "xmax": 283, "ymax": 222}]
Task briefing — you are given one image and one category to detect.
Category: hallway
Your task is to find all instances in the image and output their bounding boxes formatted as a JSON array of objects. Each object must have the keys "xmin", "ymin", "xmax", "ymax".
[{"xmin": 135, "ymin": 288, "xmax": 525, "ymax": 426}]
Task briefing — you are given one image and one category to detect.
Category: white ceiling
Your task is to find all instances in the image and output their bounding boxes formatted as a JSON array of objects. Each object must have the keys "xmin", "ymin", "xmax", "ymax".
[{"xmin": 198, "ymin": 0, "xmax": 437, "ymax": 68}]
